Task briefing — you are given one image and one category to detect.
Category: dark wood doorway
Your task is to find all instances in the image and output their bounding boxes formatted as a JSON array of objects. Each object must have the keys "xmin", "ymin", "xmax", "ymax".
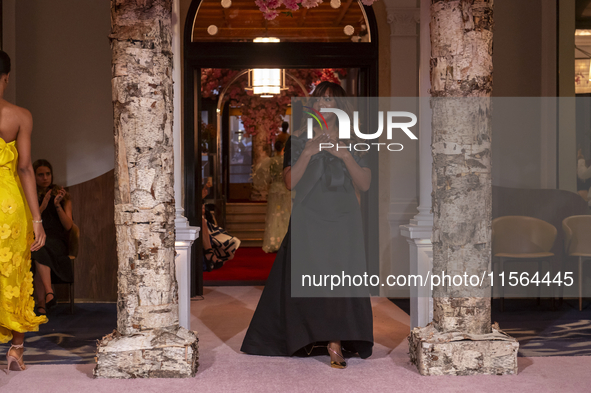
[{"xmin": 184, "ymin": 0, "xmax": 380, "ymax": 296}]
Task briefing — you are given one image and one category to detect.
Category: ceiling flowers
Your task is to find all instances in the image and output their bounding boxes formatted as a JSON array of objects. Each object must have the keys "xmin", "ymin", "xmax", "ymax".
[
  {"xmin": 201, "ymin": 68, "xmax": 346, "ymax": 141},
  {"xmin": 254, "ymin": 0, "xmax": 378, "ymax": 20}
]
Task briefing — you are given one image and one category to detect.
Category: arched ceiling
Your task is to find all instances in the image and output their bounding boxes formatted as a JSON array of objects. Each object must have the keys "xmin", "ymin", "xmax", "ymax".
[{"xmin": 192, "ymin": 0, "xmax": 367, "ymax": 42}]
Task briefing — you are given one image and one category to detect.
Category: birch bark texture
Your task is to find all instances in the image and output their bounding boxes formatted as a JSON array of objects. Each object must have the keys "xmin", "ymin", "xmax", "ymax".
[
  {"xmin": 430, "ymin": 0, "xmax": 493, "ymax": 335},
  {"xmin": 408, "ymin": 0, "xmax": 518, "ymax": 375},
  {"xmin": 94, "ymin": 0, "xmax": 198, "ymax": 378}
]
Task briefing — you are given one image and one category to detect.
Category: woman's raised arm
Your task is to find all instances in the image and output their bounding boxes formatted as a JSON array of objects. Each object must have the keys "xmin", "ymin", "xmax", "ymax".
[{"xmin": 284, "ymin": 133, "xmax": 330, "ymax": 190}]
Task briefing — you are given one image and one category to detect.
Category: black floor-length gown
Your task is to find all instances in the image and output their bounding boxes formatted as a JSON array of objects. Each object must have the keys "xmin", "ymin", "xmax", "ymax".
[{"xmin": 241, "ymin": 133, "xmax": 373, "ymax": 359}]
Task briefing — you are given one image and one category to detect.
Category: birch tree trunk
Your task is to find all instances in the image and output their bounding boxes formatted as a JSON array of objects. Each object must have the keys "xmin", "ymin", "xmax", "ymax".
[
  {"xmin": 408, "ymin": 0, "xmax": 517, "ymax": 375},
  {"xmin": 94, "ymin": 0, "xmax": 198, "ymax": 378},
  {"xmin": 430, "ymin": 0, "xmax": 494, "ymax": 335}
]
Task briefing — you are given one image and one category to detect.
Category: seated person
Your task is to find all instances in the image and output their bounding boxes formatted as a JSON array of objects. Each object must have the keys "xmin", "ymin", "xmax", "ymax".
[
  {"xmin": 31, "ymin": 159, "xmax": 74, "ymax": 315},
  {"xmin": 200, "ymin": 183, "xmax": 240, "ymax": 272}
]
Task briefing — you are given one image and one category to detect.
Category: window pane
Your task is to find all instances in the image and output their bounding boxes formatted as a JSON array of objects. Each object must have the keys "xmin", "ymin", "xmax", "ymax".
[{"xmin": 229, "ymin": 116, "xmax": 252, "ymax": 184}]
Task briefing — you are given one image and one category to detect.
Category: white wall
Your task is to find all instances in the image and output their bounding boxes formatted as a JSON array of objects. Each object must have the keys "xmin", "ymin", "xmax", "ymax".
[
  {"xmin": 2, "ymin": 0, "xmax": 17, "ymax": 104},
  {"xmin": 491, "ymin": 98, "xmax": 543, "ymax": 189},
  {"xmin": 494, "ymin": 0, "xmax": 542, "ymax": 97},
  {"xmin": 381, "ymin": 0, "xmax": 420, "ymax": 298},
  {"xmin": 491, "ymin": 0, "xmax": 547, "ymax": 190},
  {"xmin": 13, "ymin": 0, "xmax": 113, "ymax": 186},
  {"xmin": 557, "ymin": 0, "xmax": 577, "ymax": 193}
]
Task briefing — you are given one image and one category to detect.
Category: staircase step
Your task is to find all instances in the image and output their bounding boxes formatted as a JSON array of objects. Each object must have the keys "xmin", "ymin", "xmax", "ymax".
[
  {"xmin": 226, "ymin": 214, "xmax": 267, "ymax": 223},
  {"xmin": 240, "ymin": 239, "xmax": 264, "ymax": 247},
  {"xmin": 226, "ymin": 221, "xmax": 266, "ymax": 231},
  {"xmin": 229, "ymin": 229, "xmax": 265, "ymax": 240},
  {"xmin": 226, "ymin": 203, "xmax": 268, "ymax": 214},
  {"xmin": 224, "ymin": 204, "xmax": 268, "ymax": 248}
]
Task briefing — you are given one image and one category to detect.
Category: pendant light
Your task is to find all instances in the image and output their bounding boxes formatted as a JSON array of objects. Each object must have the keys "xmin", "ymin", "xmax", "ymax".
[{"xmin": 247, "ymin": 38, "xmax": 286, "ymax": 97}]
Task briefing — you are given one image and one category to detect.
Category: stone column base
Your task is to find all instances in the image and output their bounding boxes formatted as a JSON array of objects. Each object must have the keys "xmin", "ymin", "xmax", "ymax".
[
  {"xmin": 94, "ymin": 325, "xmax": 199, "ymax": 378},
  {"xmin": 408, "ymin": 323, "xmax": 518, "ymax": 376}
]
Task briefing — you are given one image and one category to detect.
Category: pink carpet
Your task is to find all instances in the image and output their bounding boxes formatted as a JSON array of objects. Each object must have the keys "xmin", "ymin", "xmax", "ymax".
[{"xmin": 2, "ymin": 287, "xmax": 590, "ymax": 392}]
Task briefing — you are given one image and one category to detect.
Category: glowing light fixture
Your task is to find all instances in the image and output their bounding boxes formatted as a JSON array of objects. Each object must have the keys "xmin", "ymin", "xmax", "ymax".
[
  {"xmin": 207, "ymin": 25, "xmax": 218, "ymax": 36},
  {"xmin": 248, "ymin": 69, "xmax": 286, "ymax": 96},
  {"xmin": 247, "ymin": 38, "xmax": 286, "ymax": 97},
  {"xmin": 253, "ymin": 37, "xmax": 280, "ymax": 43}
]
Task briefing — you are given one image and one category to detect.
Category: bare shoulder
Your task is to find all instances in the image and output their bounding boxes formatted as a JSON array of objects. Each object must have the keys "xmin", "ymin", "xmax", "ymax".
[
  {"xmin": 0, "ymin": 100, "xmax": 31, "ymax": 141},
  {"xmin": 13, "ymin": 103, "xmax": 32, "ymax": 124},
  {"xmin": 13, "ymin": 103, "xmax": 32, "ymax": 135},
  {"xmin": 0, "ymin": 99, "xmax": 32, "ymax": 124}
]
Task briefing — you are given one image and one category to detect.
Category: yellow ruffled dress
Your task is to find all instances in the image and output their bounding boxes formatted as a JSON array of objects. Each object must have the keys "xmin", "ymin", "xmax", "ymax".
[{"xmin": 0, "ymin": 137, "xmax": 47, "ymax": 343}]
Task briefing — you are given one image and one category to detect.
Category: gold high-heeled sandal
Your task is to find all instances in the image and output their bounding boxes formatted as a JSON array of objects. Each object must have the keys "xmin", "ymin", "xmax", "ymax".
[
  {"xmin": 6, "ymin": 343, "xmax": 26, "ymax": 373},
  {"xmin": 327, "ymin": 345, "xmax": 347, "ymax": 369}
]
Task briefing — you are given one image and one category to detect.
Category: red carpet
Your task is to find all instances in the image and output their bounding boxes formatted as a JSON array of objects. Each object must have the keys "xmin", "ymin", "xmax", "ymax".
[{"xmin": 203, "ymin": 247, "xmax": 276, "ymax": 284}]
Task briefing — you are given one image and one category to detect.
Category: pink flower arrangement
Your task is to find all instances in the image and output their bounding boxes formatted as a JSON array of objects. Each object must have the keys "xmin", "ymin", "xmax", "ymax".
[
  {"xmin": 283, "ymin": 0, "xmax": 299, "ymax": 11},
  {"xmin": 201, "ymin": 68, "xmax": 347, "ymax": 141},
  {"xmin": 254, "ymin": 0, "xmax": 377, "ymax": 20}
]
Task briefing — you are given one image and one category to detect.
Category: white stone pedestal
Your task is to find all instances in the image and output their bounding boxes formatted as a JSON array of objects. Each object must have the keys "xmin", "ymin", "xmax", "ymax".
[
  {"xmin": 175, "ymin": 210, "xmax": 199, "ymax": 330},
  {"xmin": 399, "ymin": 0, "xmax": 434, "ymax": 330},
  {"xmin": 171, "ymin": 0, "xmax": 199, "ymax": 331},
  {"xmin": 400, "ymin": 223, "xmax": 433, "ymax": 329}
]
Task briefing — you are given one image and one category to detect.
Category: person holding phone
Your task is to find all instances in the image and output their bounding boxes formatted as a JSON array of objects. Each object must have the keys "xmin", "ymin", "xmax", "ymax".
[
  {"xmin": 241, "ymin": 82, "xmax": 373, "ymax": 369},
  {"xmin": 31, "ymin": 159, "xmax": 73, "ymax": 315}
]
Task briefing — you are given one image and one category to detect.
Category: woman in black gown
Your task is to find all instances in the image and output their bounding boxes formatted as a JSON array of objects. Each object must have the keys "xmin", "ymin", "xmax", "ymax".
[
  {"xmin": 31, "ymin": 160, "xmax": 74, "ymax": 314},
  {"xmin": 241, "ymin": 82, "xmax": 373, "ymax": 368}
]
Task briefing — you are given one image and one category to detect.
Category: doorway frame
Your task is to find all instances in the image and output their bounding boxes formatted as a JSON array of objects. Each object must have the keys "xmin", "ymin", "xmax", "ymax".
[{"xmin": 183, "ymin": 0, "xmax": 380, "ymax": 295}]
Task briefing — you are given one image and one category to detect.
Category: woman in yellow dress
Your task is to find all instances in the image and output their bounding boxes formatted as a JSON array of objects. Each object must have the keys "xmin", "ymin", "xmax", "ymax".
[{"xmin": 0, "ymin": 50, "xmax": 47, "ymax": 372}]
